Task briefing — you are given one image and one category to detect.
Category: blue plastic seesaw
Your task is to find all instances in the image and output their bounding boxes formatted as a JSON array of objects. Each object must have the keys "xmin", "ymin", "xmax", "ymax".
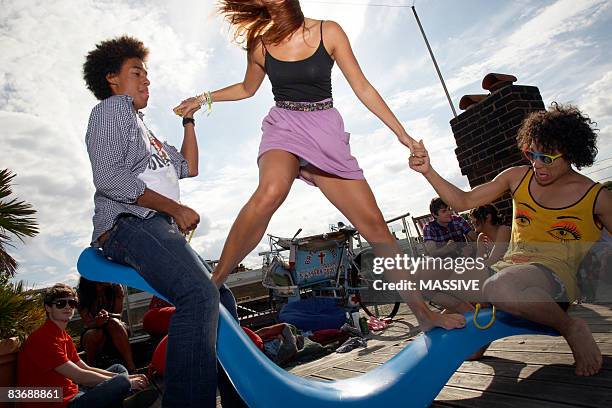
[{"xmin": 77, "ymin": 247, "xmax": 559, "ymax": 408}]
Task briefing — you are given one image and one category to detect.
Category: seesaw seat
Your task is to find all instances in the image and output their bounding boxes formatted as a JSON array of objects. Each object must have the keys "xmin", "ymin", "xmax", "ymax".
[{"xmin": 78, "ymin": 247, "xmax": 558, "ymax": 407}]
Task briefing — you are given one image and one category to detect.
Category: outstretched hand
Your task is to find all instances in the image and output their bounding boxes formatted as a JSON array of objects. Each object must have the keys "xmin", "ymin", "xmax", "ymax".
[
  {"xmin": 397, "ymin": 130, "xmax": 418, "ymax": 151},
  {"xmin": 408, "ymin": 140, "xmax": 431, "ymax": 175},
  {"xmin": 173, "ymin": 97, "xmax": 201, "ymax": 118}
]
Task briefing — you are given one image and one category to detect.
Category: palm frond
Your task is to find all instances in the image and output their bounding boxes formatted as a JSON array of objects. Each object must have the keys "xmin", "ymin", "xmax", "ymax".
[
  {"xmin": 0, "ymin": 169, "xmax": 39, "ymax": 279},
  {"xmin": 0, "ymin": 241, "xmax": 17, "ymax": 277},
  {"xmin": 0, "ymin": 279, "xmax": 46, "ymax": 342}
]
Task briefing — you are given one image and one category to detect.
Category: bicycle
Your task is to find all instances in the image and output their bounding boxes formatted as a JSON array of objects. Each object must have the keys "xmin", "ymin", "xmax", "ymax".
[{"xmin": 260, "ymin": 227, "xmax": 400, "ymax": 319}]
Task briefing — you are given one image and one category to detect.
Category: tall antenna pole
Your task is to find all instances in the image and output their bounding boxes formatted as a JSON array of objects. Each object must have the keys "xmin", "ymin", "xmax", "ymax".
[{"xmin": 411, "ymin": 6, "xmax": 457, "ymax": 118}]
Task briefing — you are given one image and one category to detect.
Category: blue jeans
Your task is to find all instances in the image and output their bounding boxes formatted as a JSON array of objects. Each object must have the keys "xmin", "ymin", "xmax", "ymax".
[
  {"xmin": 102, "ymin": 214, "xmax": 245, "ymax": 408},
  {"xmin": 68, "ymin": 364, "xmax": 130, "ymax": 408}
]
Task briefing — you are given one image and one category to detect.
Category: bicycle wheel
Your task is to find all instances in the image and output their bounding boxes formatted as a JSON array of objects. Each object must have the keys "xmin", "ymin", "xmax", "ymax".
[{"xmin": 360, "ymin": 302, "xmax": 400, "ymax": 319}]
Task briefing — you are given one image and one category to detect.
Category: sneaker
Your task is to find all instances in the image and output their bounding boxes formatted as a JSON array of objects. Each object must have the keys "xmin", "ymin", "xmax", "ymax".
[
  {"xmin": 340, "ymin": 323, "xmax": 363, "ymax": 338},
  {"xmin": 336, "ymin": 337, "xmax": 367, "ymax": 353},
  {"xmin": 123, "ymin": 388, "xmax": 158, "ymax": 408}
]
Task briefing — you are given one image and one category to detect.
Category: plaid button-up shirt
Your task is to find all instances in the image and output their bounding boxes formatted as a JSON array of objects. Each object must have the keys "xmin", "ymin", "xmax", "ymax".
[
  {"xmin": 422, "ymin": 215, "xmax": 472, "ymax": 246},
  {"xmin": 85, "ymin": 95, "xmax": 189, "ymax": 245}
]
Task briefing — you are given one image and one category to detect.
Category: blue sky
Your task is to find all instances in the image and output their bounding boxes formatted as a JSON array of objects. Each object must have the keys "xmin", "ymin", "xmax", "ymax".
[{"xmin": 1, "ymin": 0, "xmax": 611, "ymax": 288}]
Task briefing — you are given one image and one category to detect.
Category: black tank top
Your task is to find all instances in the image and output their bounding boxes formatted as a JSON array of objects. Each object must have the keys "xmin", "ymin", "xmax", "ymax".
[{"xmin": 264, "ymin": 21, "xmax": 334, "ymax": 102}]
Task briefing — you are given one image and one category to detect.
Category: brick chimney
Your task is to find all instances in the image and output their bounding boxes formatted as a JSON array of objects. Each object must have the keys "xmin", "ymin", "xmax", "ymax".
[{"xmin": 450, "ymin": 73, "xmax": 545, "ymax": 217}]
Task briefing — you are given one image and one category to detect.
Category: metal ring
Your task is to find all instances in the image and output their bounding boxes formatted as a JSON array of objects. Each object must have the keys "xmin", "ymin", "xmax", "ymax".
[{"xmin": 473, "ymin": 304, "xmax": 496, "ymax": 330}]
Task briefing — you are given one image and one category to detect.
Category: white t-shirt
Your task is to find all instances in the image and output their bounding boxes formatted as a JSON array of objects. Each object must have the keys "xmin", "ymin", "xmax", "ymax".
[{"xmin": 136, "ymin": 116, "xmax": 180, "ymax": 202}]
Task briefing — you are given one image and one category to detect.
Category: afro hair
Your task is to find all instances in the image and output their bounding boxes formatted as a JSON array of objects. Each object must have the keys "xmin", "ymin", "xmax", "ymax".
[
  {"xmin": 83, "ymin": 35, "xmax": 149, "ymax": 100},
  {"xmin": 516, "ymin": 102, "xmax": 599, "ymax": 170}
]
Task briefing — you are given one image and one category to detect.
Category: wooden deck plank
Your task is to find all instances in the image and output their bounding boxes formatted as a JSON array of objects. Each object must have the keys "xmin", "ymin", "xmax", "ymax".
[
  {"xmin": 288, "ymin": 340, "xmax": 402, "ymax": 377},
  {"xmin": 354, "ymin": 352, "xmax": 395, "ymax": 364},
  {"xmin": 456, "ymin": 360, "xmax": 612, "ymax": 389},
  {"xmin": 445, "ymin": 371, "xmax": 612, "ymax": 407},
  {"xmin": 217, "ymin": 303, "xmax": 612, "ymax": 407},
  {"xmin": 334, "ymin": 360, "xmax": 380, "ymax": 372},
  {"xmin": 310, "ymin": 367, "xmax": 362, "ymax": 380},
  {"xmin": 485, "ymin": 341, "xmax": 612, "ymax": 354},
  {"xmin": 494, "ymin": 333, "xmax": 612, "ymax": 343},
  {"xmin": 375, "ymin": 335, "xmax": 612, "ymax": 357},
  {"xmin": 435, "ymin": 386, "xmax": 581, "ymax": 408},
  {"xmin": 482, "ymin": 350, "xmax": 612, "ymax": 370}
]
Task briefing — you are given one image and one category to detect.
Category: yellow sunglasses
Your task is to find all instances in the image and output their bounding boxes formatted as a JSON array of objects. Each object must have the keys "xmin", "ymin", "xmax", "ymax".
[{"xmin": 523, "ymin": 150, "xmax": 563, "ymax": 166}]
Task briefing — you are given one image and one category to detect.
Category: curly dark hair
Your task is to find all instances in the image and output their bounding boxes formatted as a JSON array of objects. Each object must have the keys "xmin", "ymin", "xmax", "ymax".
[
  {"xmin": 469, "ymin": 204, "xmax": 506, "ymax": 226},
  {"xmin": 76, "ymin": 276, "xmax": 115, "ymax": 313},
  {"xmin": 83, "ymin": 36, "xmax": 149, "ymax": 100},
  {"xmin": 516, "ymin": 102, "xmax": 598, "ymax": 170}
]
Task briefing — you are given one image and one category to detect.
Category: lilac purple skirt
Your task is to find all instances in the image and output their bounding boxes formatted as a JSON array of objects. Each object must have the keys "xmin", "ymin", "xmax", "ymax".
[{"xmin": 257, "ymin": 100, "xmax": 364, "ymax": 186}]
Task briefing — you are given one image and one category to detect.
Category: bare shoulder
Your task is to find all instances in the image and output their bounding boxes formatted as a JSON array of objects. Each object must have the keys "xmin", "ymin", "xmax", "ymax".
[
  {"xmin": 496, "ymin": 165, "xmax": 530, "ymax": 191},
  {"xmin": 322, "ymin": 20, "xmax": 342, "ymax": 30},
  {"xmin": 594, "ymin": 184, "xmax": 612, "ymax": 213},
  {"xmin": 499, "ymin": 165, "xmax": 530, "ymax": 180},
  {"xmin": 323, "ymin": 20, "xmax": 345, "ymax": 38},
  {"xmin": 248, "ymin": 40, "xmax": 265, "ymax": 67},
  {"xmin": 322, "ymin": 20, "xmax": 350, "ymax": 57}
]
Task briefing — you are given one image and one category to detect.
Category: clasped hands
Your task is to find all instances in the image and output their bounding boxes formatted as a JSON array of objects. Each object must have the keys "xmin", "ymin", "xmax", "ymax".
[
  {"xmin": 172, "ymin": 97, "xmax": 201, "ymax": 118},
  {"xmin": 399, "ymin": 131, "xmax": 430, "ymax": 174}
]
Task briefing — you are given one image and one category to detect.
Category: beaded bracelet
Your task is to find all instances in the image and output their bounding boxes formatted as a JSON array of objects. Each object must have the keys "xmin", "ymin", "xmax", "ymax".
[{"xmin": 196, "ymin": 91, "xmax": 213, "ymax": 116}]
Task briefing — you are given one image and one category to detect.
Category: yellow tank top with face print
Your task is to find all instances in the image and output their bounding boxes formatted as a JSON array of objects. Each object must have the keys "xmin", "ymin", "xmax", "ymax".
[{"xmin": 491, "ymin": 168, "xmax": 604, "ymax": 302}]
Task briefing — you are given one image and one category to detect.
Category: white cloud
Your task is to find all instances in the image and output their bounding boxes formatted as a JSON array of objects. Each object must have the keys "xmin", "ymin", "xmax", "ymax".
[
  {"xmin": 581, "ymin": 69, "xmax": 612, "ymax": 120},
  {"xmin": 3, "ymin": 0, "xmax": 612, "ymax": 287},
  {"xmin": 1, "ymin": 0, "xmax": 218, "ymax": 286}
]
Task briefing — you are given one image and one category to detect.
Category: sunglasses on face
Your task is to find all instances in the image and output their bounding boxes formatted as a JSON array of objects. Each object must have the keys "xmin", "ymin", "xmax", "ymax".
[
  {"xmin": 52, "ymin": 299, "xmax": 78, "ymax": 309},
  {"xmin": 523, "ymin": 150, "xmax": 563, "ymax": 166}
]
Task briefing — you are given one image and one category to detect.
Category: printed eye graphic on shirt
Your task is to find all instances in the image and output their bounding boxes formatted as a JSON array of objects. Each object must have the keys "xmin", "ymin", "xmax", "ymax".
[
  {"xmin": 515, "ymin": 209, "xmax": 532, "ymax": 227},
  {"xmin": 515, "ymin": 204, "xmax": 534, "ymax": 227},
  {"xmin": 547, "ymin": 218, "xmax": 583, "ymax": 243},
  {"xmin": 516, "ymin": 203, "xmax": 584, "ymax": 243}
]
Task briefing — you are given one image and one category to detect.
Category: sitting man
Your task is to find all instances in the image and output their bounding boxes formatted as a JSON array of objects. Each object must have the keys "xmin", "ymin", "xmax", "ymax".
[
  {"xmin": 77, "ymin": 277, "xmax": 135, "ymax": 372},
  {"xmin": 17, "ymin": 283, "xmax": 156, "ymax": 408},
  {"xmin": 409, "ymin": 102, "xmax": 611, "ymax": 376},
  {"xmin": 423, "ymin": 197, "xmax": 478, "ymax": 257},
  {"xmin": 83, "ymin": 36, "xmax": 245, "ymax": 406}
]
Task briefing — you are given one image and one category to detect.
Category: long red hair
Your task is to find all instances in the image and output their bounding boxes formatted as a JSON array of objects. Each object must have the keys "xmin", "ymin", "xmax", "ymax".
[{"xmin": 218, "ymin": 0, "xmax": 305, "ymax": 51}]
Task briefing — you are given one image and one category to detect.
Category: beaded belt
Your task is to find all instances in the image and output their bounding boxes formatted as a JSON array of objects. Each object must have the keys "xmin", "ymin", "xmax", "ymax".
[{"xmin": 276, "ymin": 99, "xmax": 333, "ymax": 111}]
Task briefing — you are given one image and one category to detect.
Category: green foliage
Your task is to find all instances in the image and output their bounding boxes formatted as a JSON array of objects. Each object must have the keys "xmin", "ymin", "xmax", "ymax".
[
  {"xmin": 0, "ymin": 275, "xmax": 46, "ymax": 342},
  {"xmin": 0, "ymin": 169, "xmax": 39, "ymax": 278}
]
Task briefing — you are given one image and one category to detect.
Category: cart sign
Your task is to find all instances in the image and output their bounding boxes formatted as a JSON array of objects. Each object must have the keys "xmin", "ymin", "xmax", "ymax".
[{"xmin": 293, "ymin": 243, "xmax": 349, "ymax": 286}]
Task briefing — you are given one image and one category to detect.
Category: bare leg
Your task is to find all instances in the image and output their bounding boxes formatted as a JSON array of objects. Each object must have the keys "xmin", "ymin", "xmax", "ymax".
[
  {"xmin": 214, "ymin": 150, "xmax": 300, "ymax": 281},
  {"xmin": 81, "ymin": 329, "xmax": 105, "ymax": 366},
  {"xmin": 304, "ymin": 166, "xmax": 465, "ymax": 332},
  {"xmin": 484, "ymin": 265, "xmax": 602, "ymax": 376},
  {"xmin": 106, "ymin": 318, "xmax": 136, "ymax": 372}
]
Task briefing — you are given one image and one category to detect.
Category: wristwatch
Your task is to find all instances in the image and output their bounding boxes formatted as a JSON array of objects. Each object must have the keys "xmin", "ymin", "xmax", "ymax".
[{"xmin": 182, "ymin": 117, "xmax": 195, "ymax": 127}]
